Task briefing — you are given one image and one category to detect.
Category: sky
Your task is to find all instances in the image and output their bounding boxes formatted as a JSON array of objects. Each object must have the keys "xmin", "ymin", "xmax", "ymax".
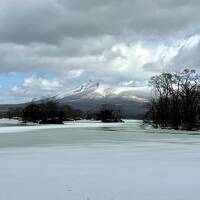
[{"xmin": 0, "ymin": 0, "xmax": 200, "ymax": 103}]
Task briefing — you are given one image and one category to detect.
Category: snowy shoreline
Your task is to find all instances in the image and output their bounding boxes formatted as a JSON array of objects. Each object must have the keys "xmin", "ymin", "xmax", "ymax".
[{"xmin": 0, "ymin": 119, "xmax": 123, "ymax": 133}]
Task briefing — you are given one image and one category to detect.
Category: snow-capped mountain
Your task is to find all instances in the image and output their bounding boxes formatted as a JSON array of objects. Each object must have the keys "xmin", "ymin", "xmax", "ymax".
[
  {"xmin": 42, "ymin": 80, "xmax": 149, "ymax": 118},
  {"xmin": 51, "ymin": 80, "xmax": 149, "ymax": 103}
]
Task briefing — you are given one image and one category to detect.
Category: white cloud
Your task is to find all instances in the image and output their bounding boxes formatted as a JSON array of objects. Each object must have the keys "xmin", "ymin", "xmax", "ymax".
[
  {"xmin": 11, "ymin": 76, "xmax": 62, "ymax": 100},
  {"xmin": 67, "ymin": 69, "xmax": 84, "ymax": 79}
]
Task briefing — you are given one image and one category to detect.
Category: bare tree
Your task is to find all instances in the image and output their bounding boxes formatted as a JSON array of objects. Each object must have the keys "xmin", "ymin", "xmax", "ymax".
[{"xmin": 147, "ymin": 69, "xmax": 200, "ymax": 130}]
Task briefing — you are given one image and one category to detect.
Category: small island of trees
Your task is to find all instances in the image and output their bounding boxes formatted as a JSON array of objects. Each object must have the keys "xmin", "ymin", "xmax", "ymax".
[
  {"xmin": 97, "ymin": 105, "xmax": 123, "ymax": 123},
  {"xmin": 21, "ymin": 101, "xmax": 82, "ymax": 124},
  {"xmin": 146, "ymin": 69, "xmax": 200, "ymax": 130}
]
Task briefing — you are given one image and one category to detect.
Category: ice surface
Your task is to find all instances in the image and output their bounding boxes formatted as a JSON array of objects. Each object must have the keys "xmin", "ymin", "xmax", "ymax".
[{"xmin": 0, "ymin": 120, "xmax": 200, "ymax": 200}]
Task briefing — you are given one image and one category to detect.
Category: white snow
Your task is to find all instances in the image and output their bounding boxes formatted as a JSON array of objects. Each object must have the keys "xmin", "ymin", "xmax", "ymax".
[
  {"xmin": 54, "ymin": 80, "xmax": 100, "ymax": 100},
  {"xmin": 0, "ymin": 119, "xmax": 121, "ymax": 133},
  {"xmin": 73, "ymin": 80, "xmax": 99, "ymax": 94},
  {"xmin": 43, "ymin": 80, "xmax": 149, "ymax": 102},
  {"xmin": 0, "ymin": 120, "xmax": 200, "ymax": 200},
  {"xmin": 0, "ymin": 118, "xmax": 20, "ymax": 125}
]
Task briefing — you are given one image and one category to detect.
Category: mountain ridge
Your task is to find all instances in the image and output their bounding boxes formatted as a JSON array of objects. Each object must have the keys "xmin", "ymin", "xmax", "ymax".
[{"xmin": 50, "ymin": 80, "xmax": 149, "ymax": 103}]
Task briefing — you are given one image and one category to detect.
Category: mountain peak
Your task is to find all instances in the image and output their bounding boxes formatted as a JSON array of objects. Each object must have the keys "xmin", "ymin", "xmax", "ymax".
[{"xmin": 73, "ymin": 80, "xmax": 100, "ymax": 94}]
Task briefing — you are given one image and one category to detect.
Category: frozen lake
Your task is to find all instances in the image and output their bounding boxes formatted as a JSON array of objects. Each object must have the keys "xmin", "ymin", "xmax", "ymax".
[{"xmin": 0, "ymin": 120, "xmax": 200, "ymax": 200}]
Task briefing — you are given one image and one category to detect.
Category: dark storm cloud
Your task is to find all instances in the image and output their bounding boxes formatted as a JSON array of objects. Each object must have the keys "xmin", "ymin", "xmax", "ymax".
[{"xmin": 0, "ymin": 0, "xmax": 200, "ymax": 44}]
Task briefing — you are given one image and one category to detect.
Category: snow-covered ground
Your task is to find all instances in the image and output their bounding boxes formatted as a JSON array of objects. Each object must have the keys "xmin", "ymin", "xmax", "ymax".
[
  {"xmin": 0, "ymin": 119, "xmax": 121, "ymax": 133},
  {"xmin": 0, "ymin": 120, "xmax": 200, "ymax": 200}
]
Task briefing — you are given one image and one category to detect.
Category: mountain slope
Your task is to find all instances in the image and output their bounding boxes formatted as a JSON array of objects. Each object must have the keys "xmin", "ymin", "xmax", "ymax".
[
  {"xmin": 52, "ymin": 80, "xmax": 148, "ymax": 102},
  {"xmin": 51, "ymin": 81, "xmax": 149, "ymax": 118}
]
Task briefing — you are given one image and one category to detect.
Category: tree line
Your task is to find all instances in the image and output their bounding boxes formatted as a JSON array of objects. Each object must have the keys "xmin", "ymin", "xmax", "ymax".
[
  {"xmin": 146, "ymin": 69, "xmax": 200, "ymax": 130},
  {"xmin": 6, "ymin": 102, "xmax": 123, "ymax": 124}
]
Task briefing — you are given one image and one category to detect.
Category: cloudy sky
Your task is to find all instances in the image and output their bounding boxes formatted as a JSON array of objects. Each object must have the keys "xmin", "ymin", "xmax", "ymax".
[{"xmin": 0, "ymin": 0, "xmax": 200, "ymax": 103}]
